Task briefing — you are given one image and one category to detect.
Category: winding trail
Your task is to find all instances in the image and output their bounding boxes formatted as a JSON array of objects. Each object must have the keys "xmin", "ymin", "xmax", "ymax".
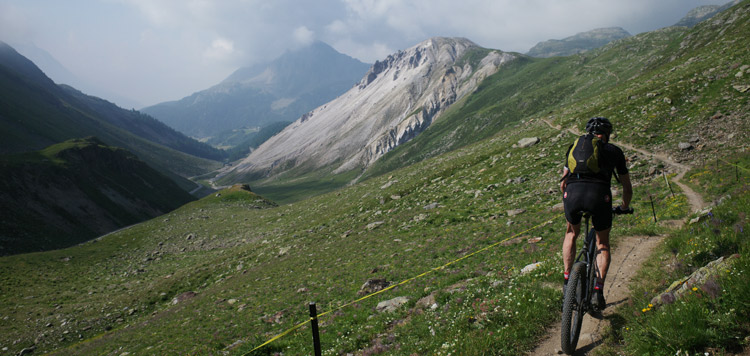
[
  {"xmin": 529, "ymin": 119, "xmax": 709, "ymax": 355},
  {"xmin": 541, "ymin": 118, "xmax": 707, "ymax": 213}
]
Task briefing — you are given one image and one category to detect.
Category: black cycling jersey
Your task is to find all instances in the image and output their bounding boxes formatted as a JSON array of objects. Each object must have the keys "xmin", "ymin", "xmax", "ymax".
[
  {"xmin": 563, "ymin": 140, "xmax": 628, "ymax": 230},
  {"xmin": 564, "ymin": 141, "xmax": 629, "ymax": 186}
]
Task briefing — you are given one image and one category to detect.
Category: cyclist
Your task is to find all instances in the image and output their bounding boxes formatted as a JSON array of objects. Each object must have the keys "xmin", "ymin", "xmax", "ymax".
[{"xmin": 560, "ymin": 117, "xmax": 632, "ymax": 310}]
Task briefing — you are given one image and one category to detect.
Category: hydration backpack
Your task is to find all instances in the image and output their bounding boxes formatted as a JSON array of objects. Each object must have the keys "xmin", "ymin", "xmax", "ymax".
[{"xmin": 567, "ymin": 133, "xmax": 603, "ymax": 175}]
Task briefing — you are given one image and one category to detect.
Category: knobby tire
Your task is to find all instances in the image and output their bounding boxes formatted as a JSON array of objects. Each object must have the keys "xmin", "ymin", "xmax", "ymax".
[{"xmin": 561, "ymin": 261, "xmax": 586, "ymax": 355}]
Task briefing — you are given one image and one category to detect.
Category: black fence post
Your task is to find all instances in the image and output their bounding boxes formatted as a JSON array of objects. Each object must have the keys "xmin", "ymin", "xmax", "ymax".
[
  {"xmin": 663, "ymin": 171, "xmax": 674, "ymax": 198},
  {"xmin": 649, "ymin": 194, "xmax": 657, "ymax": 223},
  {"xmin": 309, "ymin": 302, "xmax": 322, "ymax": 356}
]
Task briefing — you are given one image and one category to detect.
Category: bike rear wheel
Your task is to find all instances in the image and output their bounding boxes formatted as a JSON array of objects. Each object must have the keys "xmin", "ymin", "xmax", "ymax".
[{"xmin": 561, "ymin": 261, "xmax": 586, "ymax": 355}]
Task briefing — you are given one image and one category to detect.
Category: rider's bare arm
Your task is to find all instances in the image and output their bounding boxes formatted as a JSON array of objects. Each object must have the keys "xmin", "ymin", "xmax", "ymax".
[
  {"xmin": 620, "ymin": 173, "xmax": 632, "ymax": 210},
  {"xmin": 560, "ymin": 167, "xmax": 570, "ymax": 192}
]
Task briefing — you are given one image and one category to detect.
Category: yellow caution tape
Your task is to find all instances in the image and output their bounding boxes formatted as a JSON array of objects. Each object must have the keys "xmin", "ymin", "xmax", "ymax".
[{"xmin": 242, "ymin": 215, "xmax": 559, "ymax": 354}]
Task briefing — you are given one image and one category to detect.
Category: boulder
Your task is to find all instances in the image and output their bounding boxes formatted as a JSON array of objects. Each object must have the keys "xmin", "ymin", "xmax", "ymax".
[{"xmin": 650, "ymin": 254, "xmax": 739, "ymax": 307}]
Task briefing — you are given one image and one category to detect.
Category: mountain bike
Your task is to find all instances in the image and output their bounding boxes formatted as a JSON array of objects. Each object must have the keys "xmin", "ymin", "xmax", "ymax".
[{"xmin": 561, "ymin": 206, "xmax": 633, "ymax": 355}]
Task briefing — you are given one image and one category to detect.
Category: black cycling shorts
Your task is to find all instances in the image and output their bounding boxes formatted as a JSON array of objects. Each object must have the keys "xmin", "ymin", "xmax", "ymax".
[{"xmin": 563, "ymin": 182, "xmax": 613, "ymax": 231}]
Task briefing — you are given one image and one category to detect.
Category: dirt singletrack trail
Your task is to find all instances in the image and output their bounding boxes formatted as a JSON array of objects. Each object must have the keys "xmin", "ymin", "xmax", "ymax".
[
  {"xmin": 529, "ymin": 233, "xmax": 664, "ymax": 355},
  {"xmin": 529, "ymin": 119, "xmax": 708, "ymax": 355}
]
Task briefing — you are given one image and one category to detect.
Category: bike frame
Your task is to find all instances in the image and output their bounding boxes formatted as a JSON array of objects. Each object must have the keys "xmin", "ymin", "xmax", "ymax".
[{"xmin": 573, "ymin": 213, "xmax": 599, "ymax": 313}]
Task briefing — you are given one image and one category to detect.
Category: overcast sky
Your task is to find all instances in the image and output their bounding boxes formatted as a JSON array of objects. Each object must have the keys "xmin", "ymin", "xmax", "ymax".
[{"xmin": 0, "ymin": 0, "xmax": 732, "ymax": 108}]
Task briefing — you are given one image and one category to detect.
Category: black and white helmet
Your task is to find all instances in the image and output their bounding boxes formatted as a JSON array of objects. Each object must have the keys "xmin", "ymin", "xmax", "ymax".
[{"xmin": 586, "ymin": 117, "xmax": 613, "ymax": 135}]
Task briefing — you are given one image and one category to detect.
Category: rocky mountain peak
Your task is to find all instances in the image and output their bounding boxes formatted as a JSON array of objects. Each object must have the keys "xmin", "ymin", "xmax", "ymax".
[
  {"xmin": 221, "ymin": 37, "xmax": 516, "ymax": 183},
  {"xmin": 358, "ymin": 37, "xmax": 478, "ymax": 89}
]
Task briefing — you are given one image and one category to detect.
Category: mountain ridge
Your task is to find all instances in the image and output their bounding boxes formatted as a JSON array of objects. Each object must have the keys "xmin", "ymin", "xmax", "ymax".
[
  {"xmin": 526, "ymin": 27, "xmax": 632, "ymax": 58},
  {"xmin": 0, "ymin": 41, "xmax": 224, "ymax": 182},
  {"xmin": 221, "ymin": 37, "xmax": 516, "ymax": 185},
  {"xmin": 141, "ymin": 41, "xmax": 370, "ymax": 139}
]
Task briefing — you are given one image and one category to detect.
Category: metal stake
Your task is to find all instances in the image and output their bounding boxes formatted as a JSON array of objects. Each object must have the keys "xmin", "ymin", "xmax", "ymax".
[{"xmin": 309, "ymin": 303, "xmax": 322, "ymax": 356}]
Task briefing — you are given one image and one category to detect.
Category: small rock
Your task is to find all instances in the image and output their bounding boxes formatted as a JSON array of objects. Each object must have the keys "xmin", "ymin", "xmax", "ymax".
[
  {"xmin": 359, "ymin": 278, "xmax": 390, "ymax": 296},
  {"xmin": 172, "ymin": 291, "xmax": 197, "ymax": 305},
  {"xmin": 366, "ymin": 221, "xmax": 384, "ymax": 230},
  {"xmin": 507, "ymin": 208, "xmax": 526, "ymax": 217},
  {"xmin": 678, "ymin": 142, "xmax": 693, "ymax": 151},
  {"xmin": 415, "ymin": 293, "xmax": 437, "ymax": 310},
  {"xmin": 423, "ymin": 203, "xmax": 439, "ymax": 210},
  {"xmin": 517, "ymin": 137, "xmax": 540, "ymax": 148},
  {"xmin": 18, "ymin": 347, "xmax": 36, "ymax": 356},
  {"xmin": 381, "ymin": 180, "xmax": 398, "ymax": 189},
  {"xmin": 225, "ymin": 340, "xmax": 245, "ymax": 351},
  {"xmin": 521, "ymin": 262, "xmax": 542, "ymax": 275},
  {"xmin": 376, "ymin": 297, "xmax": 409, "ymax": 313}
]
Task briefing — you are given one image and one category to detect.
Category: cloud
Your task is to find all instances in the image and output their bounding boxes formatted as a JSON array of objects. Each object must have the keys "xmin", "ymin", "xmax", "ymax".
[
  {"xmin": 0, "ymin": 3, "xmax": 35, "ymax": 43},
  {"xmin": 2, "ymin": 0, "xmax": 730, "ymax": 106},
  {"xmin": 293, "ymin": 26, "xmax": 315, "ymax": 47},
  {"xmin": 204, "ymin": 37, "xmax": 235, "ymax": 61}
]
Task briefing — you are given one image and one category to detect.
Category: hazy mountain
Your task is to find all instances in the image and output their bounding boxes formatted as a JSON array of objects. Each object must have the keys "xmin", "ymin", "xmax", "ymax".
[
  {"xmin": 142, "ymin": 41, "xmax": 370, "ymax": 139},
  {"xmin": 673, "ymin": 0, "xmax": 740, "ymax": 27},
  {"xmin": 220, "ymin": 37, "xmax": 516, "ymax": 184},
  {"xmin": 0, "ymin": 41, "xmax": 224, "ymax": 183},
  {"xmin": 10, "ymin": 42, "xmax": 143, "ymax": 109},
  {"xmin": 0, "ymin": 137, "xmax": 196, "ymax": 256},
  {"xmin": 526, "ymin": 27, "xmax": 632, "ymax": 58}
]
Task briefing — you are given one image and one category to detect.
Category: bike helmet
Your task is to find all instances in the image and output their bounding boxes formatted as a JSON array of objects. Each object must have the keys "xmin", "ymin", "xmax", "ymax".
[{"xmin": 585, "ymin": 117, "xmax": 613, "ymax": 135}]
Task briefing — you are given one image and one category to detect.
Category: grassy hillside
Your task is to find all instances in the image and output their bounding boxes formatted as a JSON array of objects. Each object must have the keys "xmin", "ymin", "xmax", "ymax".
[
  {"xmin": 0, "ymin": 2, "xmax": 747, "ymax": 355},
  {"xmin": 366, "ymin": 5, "xmax": 749, "ymax": 181},
  {"xmin": 4, "ymin": 109, "xmax": 744, "ymax": 354},
  {"xmin": 0, "ymin": 137, "xmax": 197, "ymax": 255},
  {"xmin": 0, "ymin": 42, "xmax": 224, "ymax": 183}
]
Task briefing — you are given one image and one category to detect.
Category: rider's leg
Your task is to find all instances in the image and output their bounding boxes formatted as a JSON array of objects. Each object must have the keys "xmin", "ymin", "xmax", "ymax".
[
  {"xmin": 595, "ymin": 228, "xmax": 611, "ymax": 283},
  {"xmin": 563, "ymin": 221, "xmax": 581, "ymax": 275}
]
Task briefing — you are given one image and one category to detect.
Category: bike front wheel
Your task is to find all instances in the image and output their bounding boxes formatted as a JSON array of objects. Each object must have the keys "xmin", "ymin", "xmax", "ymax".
[{"xmin": 561, "ymin": 261, "xmax": 586, "ymax": 355}]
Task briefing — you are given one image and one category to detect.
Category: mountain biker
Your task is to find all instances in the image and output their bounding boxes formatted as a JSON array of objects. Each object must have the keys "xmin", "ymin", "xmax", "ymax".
[{"xmin": 559, "ymin": 117, "xmax": 633, "ymax": 310}]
